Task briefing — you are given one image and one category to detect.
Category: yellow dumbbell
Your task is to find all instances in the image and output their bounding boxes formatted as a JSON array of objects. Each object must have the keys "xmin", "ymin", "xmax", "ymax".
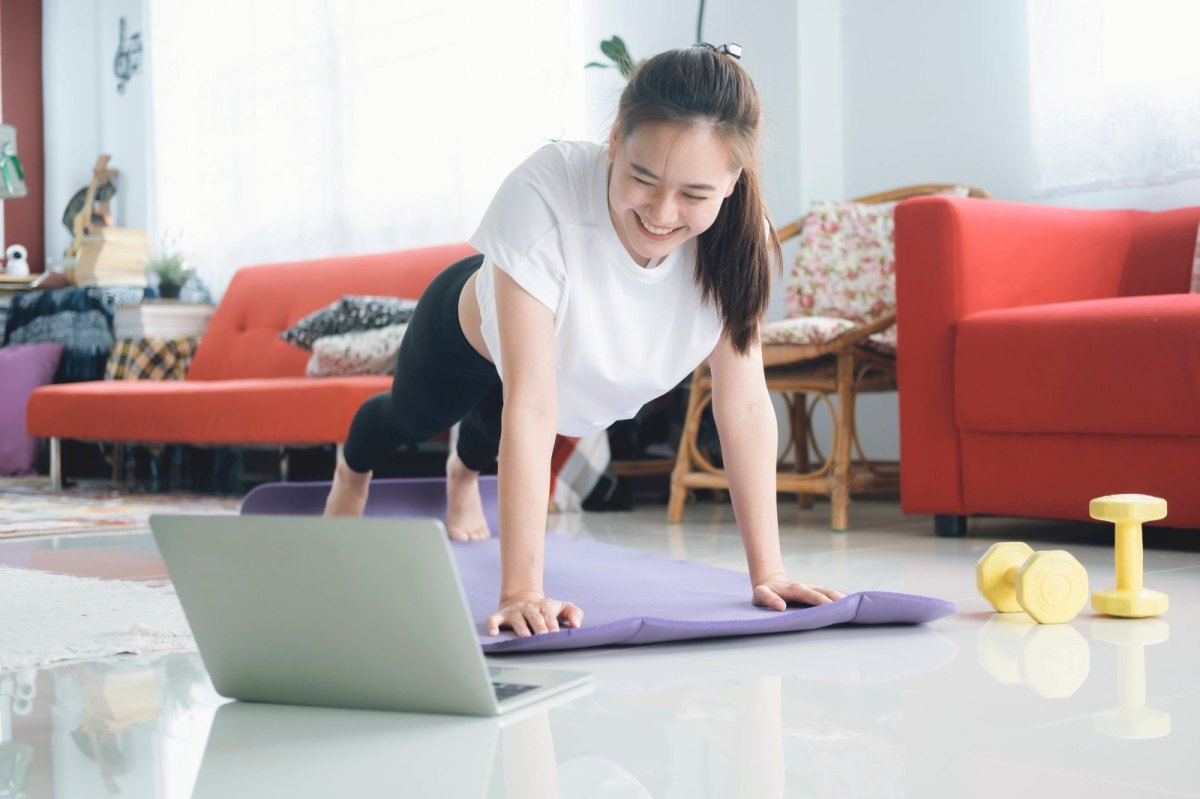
[
  {"xmin": 977, "ymin": 542, "xmax": 1089, "ymax": 624},
  {"xmin": 1089, "ymin": 494, "xmax": 1169, "ymax": 618}
]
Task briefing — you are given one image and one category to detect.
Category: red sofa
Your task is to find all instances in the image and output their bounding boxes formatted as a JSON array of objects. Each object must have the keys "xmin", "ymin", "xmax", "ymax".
[
  {"xmin": 27, "ymin": 243, "xmax": 475, "ymax": 487},
  {"xmin": 895, "ymin": 197, "xmax": 1200, "ymax": 534}
]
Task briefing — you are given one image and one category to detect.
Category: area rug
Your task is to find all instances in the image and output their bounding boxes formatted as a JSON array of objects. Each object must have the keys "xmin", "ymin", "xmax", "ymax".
[
  {"xmin": 0, "ymin": 566, "xmax": 193, "ymax": 670},
  {"xmin": 0, "ymin": 477, "xmax": 239, "ymax": 539}
]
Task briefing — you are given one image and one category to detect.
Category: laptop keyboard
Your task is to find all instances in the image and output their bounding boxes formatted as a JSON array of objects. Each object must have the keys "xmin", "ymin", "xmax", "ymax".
[{"xmin": 492, "ymin": 682, "xmax": 537, "ymax": 701}]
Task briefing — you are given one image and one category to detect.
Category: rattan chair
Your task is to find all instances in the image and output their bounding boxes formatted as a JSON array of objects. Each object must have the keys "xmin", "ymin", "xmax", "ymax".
[{"xmin": 667, "ymin": 184, "xmax": 992, "ymax": 531}]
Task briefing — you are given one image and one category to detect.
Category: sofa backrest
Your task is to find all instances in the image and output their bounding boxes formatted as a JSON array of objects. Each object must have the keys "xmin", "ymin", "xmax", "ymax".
[
  {"xmin": 187, "ymin": 243, "xmax": 477, "ymax": 381},
  {"xmin": 1119, "ymin": 206, "xmax": 1200, "ymax": 297}
]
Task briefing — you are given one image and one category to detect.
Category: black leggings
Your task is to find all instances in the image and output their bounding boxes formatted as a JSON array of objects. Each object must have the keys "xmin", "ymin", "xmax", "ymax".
[{"xmin": 342, "ymin": 255, "xmax": 504, "ymax": 474}]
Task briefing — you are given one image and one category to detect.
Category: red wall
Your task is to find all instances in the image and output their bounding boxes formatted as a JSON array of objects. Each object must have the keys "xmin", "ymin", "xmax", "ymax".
[{"xmin": 1, "ymin": 0, "xmax": 45, "ymax": 273}]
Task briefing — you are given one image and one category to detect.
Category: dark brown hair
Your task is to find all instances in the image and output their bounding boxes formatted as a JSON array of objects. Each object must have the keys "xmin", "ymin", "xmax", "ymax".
[{"xmin": 612, "ymin": 45, "xmax": 781, "ymax": 354}]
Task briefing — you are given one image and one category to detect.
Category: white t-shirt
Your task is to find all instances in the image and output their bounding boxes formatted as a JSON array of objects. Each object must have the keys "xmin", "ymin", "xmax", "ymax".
[{"xmin": 469, "ymin": 141, "xmax": 724, "ymax": 437}]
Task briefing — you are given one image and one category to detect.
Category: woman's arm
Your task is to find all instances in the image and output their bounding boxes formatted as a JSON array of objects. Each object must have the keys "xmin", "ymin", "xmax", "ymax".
[
  {"xmin": 485, "ymin": 265, "xmax": 583, "ymax": 637},
  {"xmin": 707, "ymin": 331, "xmax": 844, "ymax": 608}
]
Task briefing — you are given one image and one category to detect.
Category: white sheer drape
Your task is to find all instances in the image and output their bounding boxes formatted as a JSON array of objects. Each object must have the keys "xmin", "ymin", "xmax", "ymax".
[
  {"xmin": 147, "ymin": 1, "xmax": 584, "ymax": 296},
  {"xmin": 1027, "ymin": 0, "xmax": 1200, "ymax": 196}
]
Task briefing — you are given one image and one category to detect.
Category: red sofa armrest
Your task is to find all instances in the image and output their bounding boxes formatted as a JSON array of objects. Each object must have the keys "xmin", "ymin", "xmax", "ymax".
[
  {"xmin": 896, "ymin": 197, "xmax": 1149, "ymax": 321},
  {"xmin": 893, "ymin": 197, "xmax": 1198, "ymax": 516}
]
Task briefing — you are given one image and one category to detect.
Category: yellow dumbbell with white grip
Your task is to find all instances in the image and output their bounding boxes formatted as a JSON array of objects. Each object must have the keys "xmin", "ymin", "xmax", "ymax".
[
  {"xmin": 1090, "ymin": 494, "xmax": 1169, "ymax": 618},
  {"xmin": 976, "ymin": 542, "xmax": 1089, "ymax": 624}
]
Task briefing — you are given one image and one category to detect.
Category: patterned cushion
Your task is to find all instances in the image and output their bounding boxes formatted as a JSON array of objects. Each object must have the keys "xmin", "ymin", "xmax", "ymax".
[
  {"xmin": 281, "ymin": 296, "xmax": 418, "ymax": 350},
  {"xmin": 783, "ymin": 188, "xmax": 969, "ymax": 352},
  {"xmin": 866, "ymin": 327, "xmax": 897, "ymax": 355},
  {"xmin": 785, "ymin": 200, "xmax": 900, "ymax": 325},
  {"xmin": 1190, "ymin": 222, "xmax": 1200, "ymax": 293},
  {"xmin": 306, "ymin": 323, "xmax": 408, "ymax": 377},
  {"xmin": 761, "ymin": 316, "xmax": 857, "ymax": 346},
  {"xmin": 760, "ymin": 317, "xmax": 897, "ymax": 354},
  {"xmin": 0, "ymin": 343, "xmax": 64, "ymax": 475}
]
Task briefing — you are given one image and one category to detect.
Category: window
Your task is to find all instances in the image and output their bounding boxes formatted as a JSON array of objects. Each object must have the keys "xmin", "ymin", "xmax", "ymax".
[
  {"xmin": 1027, "ymin": 0, "xmax": 1200, "ymax": 195},
  {"xmin": 149, "ymin": 0, "xmax": 584, "ymax": 294}
]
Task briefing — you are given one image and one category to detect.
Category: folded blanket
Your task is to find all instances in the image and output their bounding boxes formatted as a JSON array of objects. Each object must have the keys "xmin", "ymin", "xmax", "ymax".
[{"xmin": 5, "ymin": 286, "xmax": 144, "ymax": 382}]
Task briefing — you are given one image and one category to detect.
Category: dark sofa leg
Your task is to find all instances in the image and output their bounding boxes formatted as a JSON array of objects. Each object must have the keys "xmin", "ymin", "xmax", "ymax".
[{"xmin": 934, "ymin": 514, "xmax": 968, "ymax": 537}]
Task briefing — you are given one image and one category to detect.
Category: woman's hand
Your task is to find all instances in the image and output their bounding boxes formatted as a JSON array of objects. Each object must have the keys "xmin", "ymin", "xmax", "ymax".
[
  {"xmin": 752, "ymin": 572, "xmax": 845, "ymax": 611},
  {"xmin": 486, "ymin": 591, "xmax": 584, "ymax": 637}
]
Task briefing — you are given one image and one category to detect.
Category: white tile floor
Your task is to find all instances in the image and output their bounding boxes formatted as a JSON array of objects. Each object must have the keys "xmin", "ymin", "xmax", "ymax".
[{"xmin": 1, "ymin": 497, "xmax": 1198, "ymax": 798}]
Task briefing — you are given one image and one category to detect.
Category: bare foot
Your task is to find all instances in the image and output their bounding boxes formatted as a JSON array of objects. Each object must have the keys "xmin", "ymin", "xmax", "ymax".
[
  {"xmin": 445, "ymin": 449, "xmax": 491, "ymax": 541},
  {"xmin": 323, "ymin": 458, "xmax": 371, "ymax": 516}
]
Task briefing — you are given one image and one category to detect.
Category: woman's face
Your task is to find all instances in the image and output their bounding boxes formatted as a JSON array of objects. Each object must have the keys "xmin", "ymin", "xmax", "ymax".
[{"xmin": 607, "ymin": 122, "xmax": 742, "ymax": 267}]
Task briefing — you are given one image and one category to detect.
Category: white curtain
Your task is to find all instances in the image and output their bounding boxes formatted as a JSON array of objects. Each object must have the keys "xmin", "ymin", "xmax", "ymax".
[
  {"xmin": 1027, "ymin": 0, "xmax": 1200, "ymax": 196},
  {"xmin": 147, "ymin": 0, "xmax": 584, "ymax": 296}
]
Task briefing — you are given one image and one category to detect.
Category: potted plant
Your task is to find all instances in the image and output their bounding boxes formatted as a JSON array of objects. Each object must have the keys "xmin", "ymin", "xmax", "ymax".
[
  {"xmin": 585, "ymin": 35, "xmax": 642, "ymax": 79},
  {"xmin": 148, "ymin": 244, "xmax": 191, "ymax": 300}
]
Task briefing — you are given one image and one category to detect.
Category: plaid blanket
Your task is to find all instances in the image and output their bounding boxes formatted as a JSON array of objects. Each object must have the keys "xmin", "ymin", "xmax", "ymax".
[
  {"xmin": 550, "ymin": 431, "xmax": 611, "ymax": 512},
  {"xmin": 106, "ymin": 337, "xmax": 199, "ymax": 381}
]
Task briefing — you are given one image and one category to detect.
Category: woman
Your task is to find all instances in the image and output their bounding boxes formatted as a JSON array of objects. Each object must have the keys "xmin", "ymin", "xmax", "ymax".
[{"xmin": 325, "ymin": 43, "xmax": 845, "ymax": 637}]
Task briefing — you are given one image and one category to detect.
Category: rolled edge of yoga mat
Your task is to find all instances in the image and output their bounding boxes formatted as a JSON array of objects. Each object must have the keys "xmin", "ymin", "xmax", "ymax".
[
  {"xmin": 477, "ymin": 591, "xmax": 956, "ymax": 653},
  {"xmin": 241, "ymin": 476, "xmax": 500, "ymax": 535}
]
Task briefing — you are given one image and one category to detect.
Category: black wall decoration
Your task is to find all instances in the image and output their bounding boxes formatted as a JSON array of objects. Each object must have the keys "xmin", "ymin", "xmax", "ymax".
[{"xmin": 114, "ymin": 17, "xmax": 143, "ymax": 95}]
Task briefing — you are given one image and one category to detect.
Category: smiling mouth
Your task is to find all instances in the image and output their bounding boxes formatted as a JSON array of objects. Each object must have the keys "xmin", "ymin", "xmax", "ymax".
[{"xmin": 635, "ymin": 212, "xmax": 681, "ymax": 240}]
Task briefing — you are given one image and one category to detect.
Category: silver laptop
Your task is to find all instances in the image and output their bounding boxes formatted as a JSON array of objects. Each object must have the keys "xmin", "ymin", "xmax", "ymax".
[{"xmin": 150, "ymin": 514, "xmax": 591, "ymax": 716}]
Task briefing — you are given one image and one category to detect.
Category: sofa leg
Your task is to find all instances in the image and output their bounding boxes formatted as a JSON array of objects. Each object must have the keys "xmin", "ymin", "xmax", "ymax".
[
  {"xmin": 112, "ymin": 442, "xmax": 126, "ymax": 490},
  {"xmin": 279, "ymin": 447, "xmax": 290, "ymax": 483},
  {"xmin": 49, "ymin": 437, "xmax": 62, "ymax": 490},
  {"xmin": 934, "ymin": 514, "xmax": 968, "ymax": 537}
]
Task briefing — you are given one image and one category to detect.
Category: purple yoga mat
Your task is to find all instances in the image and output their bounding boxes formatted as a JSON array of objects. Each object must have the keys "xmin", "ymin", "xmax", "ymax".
[
  {"xmin": 241, "ymin": 477, "xmax": 955, "ymax": 653},
  {"xmin": 242, "ymin": 476, "xmax": 500, "ymax": 534},
  {"xmin": 456, "ymin": 536, "xmax": 954, "ymax": 652}
]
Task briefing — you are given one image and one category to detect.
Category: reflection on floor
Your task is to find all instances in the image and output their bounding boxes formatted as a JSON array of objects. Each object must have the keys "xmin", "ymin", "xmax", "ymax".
[{"xmin": 1, "ymin": 496, "xmax": 1197, "ymax": 798}]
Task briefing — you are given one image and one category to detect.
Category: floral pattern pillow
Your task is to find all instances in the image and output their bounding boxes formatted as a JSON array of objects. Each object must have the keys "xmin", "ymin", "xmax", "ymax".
[
  {"xmin": 782, "ymin": 188, "xmax": 970, "ymax": 351},
  {"xmin": 761, "ymin": 316, "xmax": 857, "ymax": 347},
  {"xmin": 281, "ymin": 296, "xmax": 418, "ymax": 350},
  {"xmin": 1190, "ymin": 222, "xmax": 1200, "ymax": 294},
  {"xmin": 785, "ymin": 199, "xmax": 900, "ymax": 325},
  {"xmin": 760, "ymin": 317, "xmax": 897, "ymax": 354},
  {"xmin": 306, "ymin": 323, "xmax": 408, "ymax": 377}
]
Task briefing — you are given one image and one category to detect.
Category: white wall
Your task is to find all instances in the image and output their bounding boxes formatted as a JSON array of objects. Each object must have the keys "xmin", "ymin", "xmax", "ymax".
[{"xmin": 43, "ymin": 0, "xmax": 150, "ymax": 262}]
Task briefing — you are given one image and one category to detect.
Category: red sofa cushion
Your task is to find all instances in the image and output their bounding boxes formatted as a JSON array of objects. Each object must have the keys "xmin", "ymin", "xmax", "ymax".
[
  {"xmin": 956, "ymin": 293, "xmax": 1200, "ymax": 436},
  {"xmin": 27, "ymin": 377, "xmax": 391, "ymax": 444}
]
